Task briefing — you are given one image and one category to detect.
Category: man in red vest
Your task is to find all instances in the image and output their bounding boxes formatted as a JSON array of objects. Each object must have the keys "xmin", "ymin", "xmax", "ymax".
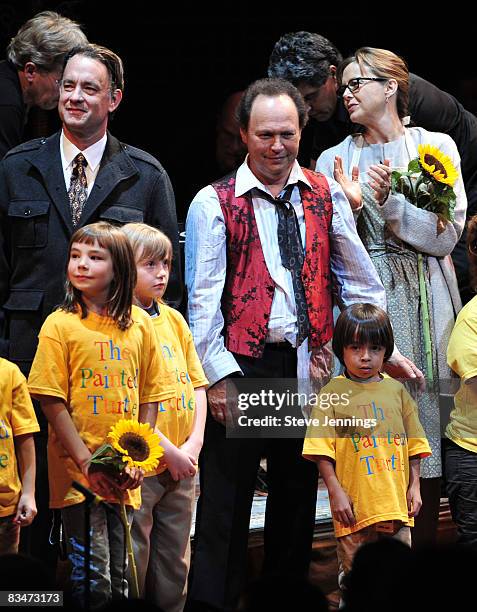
[{"xmin": 185, "ymin": 78, "xmax": 421, "ymax": 612}]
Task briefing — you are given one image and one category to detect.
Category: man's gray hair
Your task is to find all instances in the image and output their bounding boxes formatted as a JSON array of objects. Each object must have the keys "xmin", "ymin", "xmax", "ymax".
[{"xmin": 7, "ymin": 11, "xmax": 88, "ymax": 73}]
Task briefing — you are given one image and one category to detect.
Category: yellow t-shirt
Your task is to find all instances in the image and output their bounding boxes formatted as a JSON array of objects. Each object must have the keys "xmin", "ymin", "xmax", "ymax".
[
  {"xmin": 0, "ymin": 358, "xmax": 39, "ymax": 517},
  {"xmin": 28, "ymin": 306, "xmax": 170, "ymax": 509},
  {"xmin": 149, "ymin": 303, "xmax": 208, "ymax": 475},
  {"xmin": 446, "ymin": 295, "xmax": 477, "ymax": 452},
  {"xmin": 303, "ymin": 374, "xmax": 431, "ymax": 537}
]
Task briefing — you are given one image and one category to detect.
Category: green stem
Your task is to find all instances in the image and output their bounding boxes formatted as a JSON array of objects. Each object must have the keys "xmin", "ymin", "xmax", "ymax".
[
  {"xmin": 417, "ymin": 253, "xmax": 433, "ymax": 383},
  {"xmin": 120, "ymin": 498, "xmax": 139, "ymax": 599}
]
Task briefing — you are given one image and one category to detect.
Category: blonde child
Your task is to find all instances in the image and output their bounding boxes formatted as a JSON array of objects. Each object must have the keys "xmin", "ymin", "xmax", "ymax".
[
  {"xmin": 303, "ymin": 303, "xmax": 431, "ymax": 593},
  {"xmin": 0, "ymin": 357, "xmax": 39, "ymax": 554},
  {"xmin": 28, "ymin": 222, "xmax": 166, "ymax": 609},
  {"xmin": 122, "ymin": 223, "xmax": 207, "ymax": 612}
]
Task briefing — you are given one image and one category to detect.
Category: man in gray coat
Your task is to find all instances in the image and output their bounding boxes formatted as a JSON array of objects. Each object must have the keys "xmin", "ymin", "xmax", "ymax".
[{"xmin": 0, "ymin": 43, "xmax": 180, "ymax": 562}]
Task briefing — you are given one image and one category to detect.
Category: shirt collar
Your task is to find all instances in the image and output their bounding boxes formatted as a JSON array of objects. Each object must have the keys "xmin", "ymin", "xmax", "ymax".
[
  {"xmin": 235, "ymin": 156, "xmax": 311, "ymax": 198},
  {"xmin": 60, "ymin": 131, "xmax": 108, "ymax": 173}
]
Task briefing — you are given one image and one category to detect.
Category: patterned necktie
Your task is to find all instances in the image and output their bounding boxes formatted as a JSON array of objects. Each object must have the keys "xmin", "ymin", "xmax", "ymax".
[
  {"xmin": 260, "ymin": 185, "xmax": 311, "ymax": 347},
  {"xmin": 68, "ymin": 153, "xmax": 88, "ymax": 226}
]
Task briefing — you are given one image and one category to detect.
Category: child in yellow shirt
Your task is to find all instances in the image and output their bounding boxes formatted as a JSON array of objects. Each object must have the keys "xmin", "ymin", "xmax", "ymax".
[
  {"xmin": 445, "ymin": 215, "xmax": 477, "ymax": 549},
  {"xmin": 122, "ymin": 223, "xmax": 208, "ymax": 612},
  {"xmin": 28, "ymin": 222, "xmax": 165, "ymax": 609},
  {"xmin": 0, "ymin": 357, "xmax": 39, "ymax": 554},
  {"xmin": 303, "ymin": 303, "xmax": 431, "ymax": 592}
]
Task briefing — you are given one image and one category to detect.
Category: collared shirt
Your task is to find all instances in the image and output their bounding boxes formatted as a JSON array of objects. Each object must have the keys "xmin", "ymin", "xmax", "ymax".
[
  {"xmin": 237, "ymin": 159, "xmax": 307, "ymax": 346},
  {"xmin": 185, "ymin": 159, "xmax": 386, "ymax": 386},
  {"xmin": 60, "ymin": 131, "xmax": 107, "ymax": 196}
]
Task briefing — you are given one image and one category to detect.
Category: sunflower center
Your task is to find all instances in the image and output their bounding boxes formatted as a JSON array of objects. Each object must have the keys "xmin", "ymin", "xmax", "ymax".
[
  {"xmin": 424, "ymin": 154, "xmax": 447, "ymax": 177},
  {"xmin": 118, "ymin": 433, "xmax": 149, "ymax": 462}
]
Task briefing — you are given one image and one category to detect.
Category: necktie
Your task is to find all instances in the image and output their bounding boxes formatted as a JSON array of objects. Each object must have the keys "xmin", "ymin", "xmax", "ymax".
[
  {"xmin": 68, "ymin": 153, "xmax": 88, "ymax": 226},
  {"xmin": 260, "ymin": 185, "xmax": 310, "ymax": 347}
]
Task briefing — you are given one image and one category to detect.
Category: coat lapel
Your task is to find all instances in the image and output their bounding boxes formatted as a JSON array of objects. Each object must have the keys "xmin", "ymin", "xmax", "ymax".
[
  {"xmin": 78, "ymin": 133, "xmax": 139, "ymax": 226},
  {"xmin": 27, "ymin": 132, "xmax": 75, "ymax": 233},
  {"xmin": 26, "ymin": 131, "xmax": 140, "ymax": 232}
]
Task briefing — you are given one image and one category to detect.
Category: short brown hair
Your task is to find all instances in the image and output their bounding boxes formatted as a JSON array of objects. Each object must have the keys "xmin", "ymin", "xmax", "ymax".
[
  {"xmin": 237, "ymin": 77, "xmax": 308, "ymax": 130},
  {"xmin": 332, "ymin": 303, "xmax": 394, "ymax": 365},
  {"xmin": 61, "ymin": 222, "xmax": 136, "ymax": 330},
  {"xmin": 337, "ymin": 47, "xmax": 409, "ymax": 119},
  {"xmin": 64, "ymin": 43, "xmax": 124, "ymax": 93}
]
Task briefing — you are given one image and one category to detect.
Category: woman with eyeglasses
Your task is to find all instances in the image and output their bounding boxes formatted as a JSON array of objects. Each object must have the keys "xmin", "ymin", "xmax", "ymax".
[{"xmin": 315, "ymin": 47, "xmax": 467, "ymax": 546}]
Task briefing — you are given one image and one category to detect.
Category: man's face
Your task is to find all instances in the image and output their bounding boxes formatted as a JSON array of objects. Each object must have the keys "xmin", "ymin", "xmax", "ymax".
[
  {"xmin": 215, "ymin": 91, "xmax": 247, "ymax": 173},
  {"xmin": 23, "ymin": 64, "xmax": 62, "ymax": 110},
  {"xmin": 59, "ymin": 54, "xmax": 122, "ymax": 143},
  {"xmin": 297, "ymin": 74, "xmax": 338, "ymax": 122},
  {"xmin": 240, "ymin": 94, "xmax": 301, "ymax": 186}
]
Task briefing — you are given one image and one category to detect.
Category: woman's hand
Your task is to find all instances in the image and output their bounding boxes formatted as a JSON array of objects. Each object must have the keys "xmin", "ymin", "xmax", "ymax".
[
  {"xmin": 368, "ymin": 159, "xmax": 391, "ymax": 204},
  {"xmin": 334, "ymin": 155, "xmax": 362, "ymax": 210}
]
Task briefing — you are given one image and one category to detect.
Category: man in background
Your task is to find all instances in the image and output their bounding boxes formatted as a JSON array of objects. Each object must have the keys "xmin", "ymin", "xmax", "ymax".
[{"xmin": 0, "ymin": 11, "xmax": 88, "ymax": 158}]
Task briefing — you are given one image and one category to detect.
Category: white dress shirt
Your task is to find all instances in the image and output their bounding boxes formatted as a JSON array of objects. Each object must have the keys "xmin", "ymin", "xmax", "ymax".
[
  {"xmin": 60, "ymin": 131, "xmax": 107, "ymax": 196},
  {"xmin": 239, "ymin": 161, "xmax": 306, "ymax": 346},
  {"xmin": 185, "ymin": 159, "xmax": 386, "ymax": 386}
]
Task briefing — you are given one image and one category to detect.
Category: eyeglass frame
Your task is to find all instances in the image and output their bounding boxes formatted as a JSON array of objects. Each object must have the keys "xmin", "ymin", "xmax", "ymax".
[{"xmin": 338, "ymin": 77, "xmax": 388, "ymax": 96}]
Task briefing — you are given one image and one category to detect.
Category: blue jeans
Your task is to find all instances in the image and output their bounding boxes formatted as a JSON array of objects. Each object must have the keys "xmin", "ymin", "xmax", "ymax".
[
  {"xmin": 61, "ymin": 502, "xmax": 133, "ymax": 610},
  {"xmin": 444, "ymin": 438, "xmax": 477, "ymax": 549}
]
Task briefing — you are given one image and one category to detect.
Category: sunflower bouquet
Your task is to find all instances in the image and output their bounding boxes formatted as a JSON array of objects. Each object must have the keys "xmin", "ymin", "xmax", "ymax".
[
  {"xmin": 90, "ymin": 420, "xmax": 163, "ymax": 598},
  {"xmin": 391, "ymin": 144, "xmax": 458, "ymax": 231},
  {"xmin": 391, "ymin": 144, "xmax": 459, "ymax": 383},
  {"xmin": 91, "ymin": 419, "xmax": 163, "ymax": 474}
]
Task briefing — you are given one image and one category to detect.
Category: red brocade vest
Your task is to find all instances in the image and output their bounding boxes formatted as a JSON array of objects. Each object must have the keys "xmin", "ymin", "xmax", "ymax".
[{"xmin": 212, "ymin": 168, "xmax": 333, "ymax": 359}]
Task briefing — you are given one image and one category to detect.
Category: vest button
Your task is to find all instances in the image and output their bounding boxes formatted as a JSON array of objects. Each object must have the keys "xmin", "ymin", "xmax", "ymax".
[{"xmin": 24, "ymin": 208, "xmax": 31, "ymax": 216}]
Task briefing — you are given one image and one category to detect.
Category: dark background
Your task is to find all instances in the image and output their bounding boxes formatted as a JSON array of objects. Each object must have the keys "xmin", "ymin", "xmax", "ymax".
[{"xmin": 1, "ymin": 1, "xmax": 475, "ymax": 220}]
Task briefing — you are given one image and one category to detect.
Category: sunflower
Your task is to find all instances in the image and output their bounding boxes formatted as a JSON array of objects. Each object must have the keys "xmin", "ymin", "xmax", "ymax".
[
  {"xmin": 108, "ymin": 419, "xmax": 163, "ymax": 472},
  {"xmin": 418, "ymin": 144, "xmax": 458, "ymax": 187}
]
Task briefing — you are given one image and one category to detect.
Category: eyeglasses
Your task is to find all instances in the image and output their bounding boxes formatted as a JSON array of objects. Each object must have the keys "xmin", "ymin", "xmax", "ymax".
[{"xmin": 338, "ymin": 77, "xmax": 388, "ymax": 96}]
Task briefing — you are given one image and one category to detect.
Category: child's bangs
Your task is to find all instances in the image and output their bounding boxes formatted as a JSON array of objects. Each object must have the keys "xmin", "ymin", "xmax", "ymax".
[
  {"xmin": 70, "ymin": 224, "xmax": 115, "ymax": 251},
  {"xmin": 137, "ymin": 237, "xmax": 172, "ymax": 264},
  {"xmin": 122, "ymin": 223, "xmax": 173, "ymax": 264},
  {"xmin": 352, "ymin": 322, "xmax": 388, "ymax": 348}
]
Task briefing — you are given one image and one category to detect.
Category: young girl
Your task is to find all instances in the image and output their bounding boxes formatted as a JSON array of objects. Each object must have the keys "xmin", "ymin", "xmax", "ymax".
[
  {"xmin": 121, "ymin": 223, "xmax": 208, "ymax": 612},
  {"xmin": 28, "ymin": 222, "xmax": 167, "ymax": 609},
  {"xmin": 445, "ymin": 214, "xmax": 477, "ymax": 549},
  {"xmin": 0, "ymin": 357, "xmax": 39, "ymax": 554},
  {"xmin": 303, "ymin": 303, "xmax": 431, "ymax": 593}
]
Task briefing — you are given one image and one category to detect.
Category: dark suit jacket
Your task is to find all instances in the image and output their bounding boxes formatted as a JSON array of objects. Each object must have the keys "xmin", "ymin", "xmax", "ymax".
[
  {"xmin": 0, "ymin": 60, "xmax": 26, "ymax": 160},
  {"xmin": 0, "ymin": 130, "xmax": 182, "ymax": 372}
]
